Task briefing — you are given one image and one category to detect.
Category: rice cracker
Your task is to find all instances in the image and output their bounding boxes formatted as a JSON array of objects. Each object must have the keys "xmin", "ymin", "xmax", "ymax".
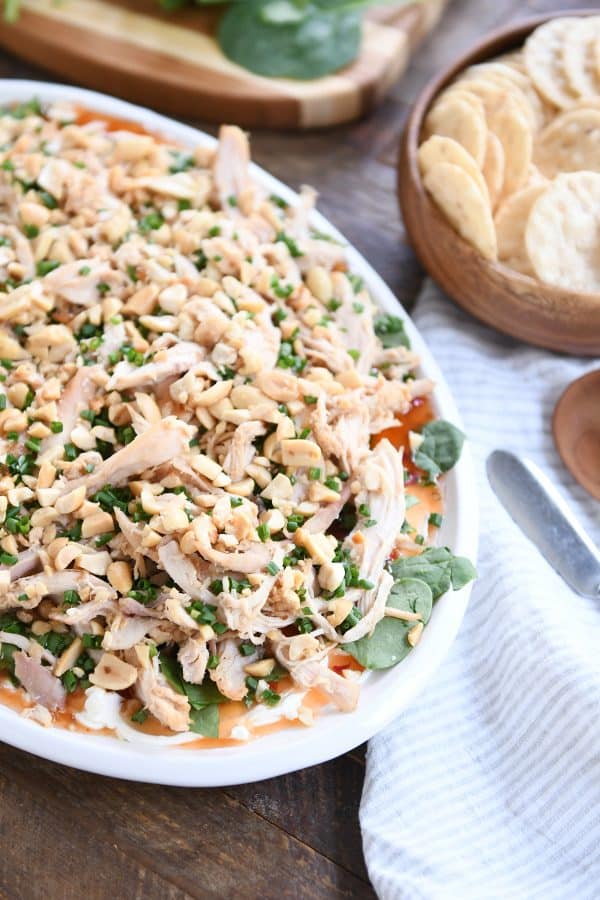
[
  {"xmin": 495, "ymin": 181, "xmax": 548, "ymax": 275},
  {"xmin": 418, "ymin": 134, "xmax": 490, "ymax": 203},
  {"xmin": 562, "ymin": 17, "xmax": 600, "ymax": 98},
  {"xmin": 458, "ymin": 65, "xmax": 546, "ymax": 130},
  {"xmin": 524, "ymin": 18, "xmax": 580, "ymax": 109},
  {"xmin": 445, "ymin": 81, "xmax": 532, "ymax": 195},
  {"xmin": 481, "ymin": 132, "xmax": 505, "ymax": 210},
  {"xmin": 525, "ymin": 171, "xmax": 600, "ymax": 293},
  {"xmin": 534, "ymin": 108, "xmax": 600, "ymax": 177},
  {"xmin": 423, "ymin": 161, "xmax": 497, "ymax": 260},
  {"xmin": 424, "ymin": 94, "xmax": 487, "ymax": 166}
]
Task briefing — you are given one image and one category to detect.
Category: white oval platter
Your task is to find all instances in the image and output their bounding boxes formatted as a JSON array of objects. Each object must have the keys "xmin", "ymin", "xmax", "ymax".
[{"xmin": 0, "ymin": 80, "xmax": 478, "ymax": 786}]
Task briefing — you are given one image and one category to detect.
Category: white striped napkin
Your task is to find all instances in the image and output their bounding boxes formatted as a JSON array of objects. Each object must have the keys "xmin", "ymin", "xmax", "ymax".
[{"xmin": 360, "ymin": 281, "xmax": 600, "ymax": 900}]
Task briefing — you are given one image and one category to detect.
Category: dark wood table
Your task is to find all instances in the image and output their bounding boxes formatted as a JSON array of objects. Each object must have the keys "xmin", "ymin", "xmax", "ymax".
[{"xmin": 0, "ymin": 1, "xmax": 579, "ymax": 896}]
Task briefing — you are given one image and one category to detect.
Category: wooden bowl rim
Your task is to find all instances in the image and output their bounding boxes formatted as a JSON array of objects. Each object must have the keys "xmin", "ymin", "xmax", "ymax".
[{"xmin": 400, "ymin": 7, "xmax": 600, "ymax": 314}]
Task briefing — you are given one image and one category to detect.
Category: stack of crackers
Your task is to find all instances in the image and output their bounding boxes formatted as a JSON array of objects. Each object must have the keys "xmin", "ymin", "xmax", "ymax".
[{"xmin": 418, "ymin": 16, "xmax": 600, "ymax": 295}]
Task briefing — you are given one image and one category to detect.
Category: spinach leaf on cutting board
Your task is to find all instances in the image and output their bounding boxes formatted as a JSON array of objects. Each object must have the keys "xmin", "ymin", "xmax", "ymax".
[{"xmin": 219, "ymin": 0, "xmax": 362, "ymax": 80}]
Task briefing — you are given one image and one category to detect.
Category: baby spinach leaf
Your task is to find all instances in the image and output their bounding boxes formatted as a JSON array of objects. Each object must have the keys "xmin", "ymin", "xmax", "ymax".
[
  {"xmin": 159, "ymin": 653, "xmax": 226, "ymax": 709},
  {"xmin": 448, "ymin": 554, "xmax": 478, "ymax": 592},
  {"xmin": 414, "ymin": 420, "xmax": 465, "ymax": 480},
  {"xmin": 373, "ymin": 313, "xmax": 410, "ymax": 349},
  {"xmin": 189, "ymin": 704, "xmax": 219, "ymax": 738},
  {"xmin": 0, "ymin": 641, "xmax": 18, "ymax": 676},
  {"xmin": 159, "ymin": 653, "xmax": 185, "ymax": 693},
  {"xmin": 345, "ymin": 578, "xmax": 432, "ymax": 669},
  {"xmin": 260, "ymin": 0, "xmax": 307, "ymax": 23},
  {"xmin": 219, "ymin": 0, "xmax": 362, "ymax": 80},
  {"xmin": 184, "ymin": 678, "xmax": 228, "ymax": 709},
  {"xmin": 390, "ymin": 547, "xmax": 476, "ymax": 601}
]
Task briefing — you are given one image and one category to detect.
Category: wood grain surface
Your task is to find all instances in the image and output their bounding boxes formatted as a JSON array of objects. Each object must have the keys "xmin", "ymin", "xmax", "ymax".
[
  {"xmin": 0, "ymin": 0, "xmax": 448, "ymax": 129},
  {"xmin": 0, "ymin": 1, "xmax": 582, "ymax": 898}
]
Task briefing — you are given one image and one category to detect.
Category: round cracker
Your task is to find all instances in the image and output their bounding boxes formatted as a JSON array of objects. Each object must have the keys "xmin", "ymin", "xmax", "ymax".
[
  {"xmin": 562, "ymin": 17, "xmax": 600, "ymax": 98},
  {"xmin": 525, "ymin": 164, "xmax": 548, "ymax": 186},
  {"xmin": 525, "ymin": 171, "xmax": 600, "ymax": 293},
  {"xmin": 534, "ymin": 108, "xmax": 600, "ymax": 178},
  {"xmin": 524, "ymin": 18, "xmax": 580, "ymax": 109},
  {"xmin": 451, "ymin": 77, "xmax": 533, "ymax": 130},
  {"xmin": 496, "ymin": 51, "xmax": 527, "ymax": 75},
  {"xmin": 418, "ymin": 134, "xmax": 490, "ymax": 203},
  {"xmin": 481, "ymin": 131, "xmax": 505, "ymax": 210},
  {"xmin": 458, "ymin": 65, "xmax": 546, "ymax": 131},
  {"xmin": 423, "ymin": 161, "xmax": 497, "ymax": 260},
  {"xmin": 494, "ymin": 181, "xmax": 548, "ymax": 275},
  {"xmin": 433, "ymin": 85, "xmax": 486, "ymax": 115},
  {"xmin": 424, "ymin": 94, "xmax": 487, "ymax": 166},
  {"xmin": 486, "ymin": 95, "xmax": 532, "ymax": 197},
  {"xmin": 444, "ymin": 81, "xmax": 533, "ymax": 196}
]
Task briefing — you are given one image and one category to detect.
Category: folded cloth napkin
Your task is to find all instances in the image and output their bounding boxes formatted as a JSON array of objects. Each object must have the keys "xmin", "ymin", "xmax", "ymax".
[{"xmin": 360, "ymin": 281, "xmax": 600, "ymax": 900}]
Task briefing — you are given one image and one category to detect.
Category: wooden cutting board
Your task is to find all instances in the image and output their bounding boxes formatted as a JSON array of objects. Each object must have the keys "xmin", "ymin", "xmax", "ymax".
[{"xmin": 0, "ymin": 0, "xmax": 447, "ymax": 129}]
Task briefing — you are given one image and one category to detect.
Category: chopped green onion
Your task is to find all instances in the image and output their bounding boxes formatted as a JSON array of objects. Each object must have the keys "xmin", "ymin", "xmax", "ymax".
[
  {"xmin": 257, "ymin": 523, "xmax": 270, "ymax": 542},
  {"xmin": 63, "ymin": 443, "xmax": 79, "ymax": 461},
  {"xmin": 39, "ymin": 190, "xmax": 57, "ymax": 209},
  {"xmin": 36, "ymin": 259, "xmax": 60, "ymax": 277},
  {"xmin": 63, "ymin": 590, "xmax": 81, "ymax": 607},
  {"xmin": 261, "ymin": 688, "xmax": 281, "ymax": 706},
  {"xmin": 0, "ymin": 552, "xmax": 18, "ymax": 566}
]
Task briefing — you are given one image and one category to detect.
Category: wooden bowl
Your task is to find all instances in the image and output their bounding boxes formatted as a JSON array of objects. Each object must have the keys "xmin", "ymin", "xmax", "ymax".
[{"xmin": 398, "ymin": 10, "xmax": 600, "ymax": 357}]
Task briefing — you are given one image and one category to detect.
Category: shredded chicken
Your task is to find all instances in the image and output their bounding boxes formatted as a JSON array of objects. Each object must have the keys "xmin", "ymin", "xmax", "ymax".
[
  {"xmin": 210, "ymin": 637, "xmax": 257, "ymax": 701},
  {"xmin": 0, "ymin": 101, "xmax": 444, "ymax": 737},
  {"xmin": 136, "ymin": 656, "xmax": 190, "ymax": 732},
  {"xmin": 13, "ymin": 652, "xmax": 66, "ymax": 710},
  {"xmin": 59, "ymin": 417, "xmax": 193, "ymax": 496},
  {"xmin": 106, "ymin": 342, "xmax": 205, "ymax": 392},
  {"xmin": 178, "ymin": 637, "xmax": 209, "ymax": 685},
  {"xmin": 42, "ymin": 368, "xmax": 99, "ymax": 455}
]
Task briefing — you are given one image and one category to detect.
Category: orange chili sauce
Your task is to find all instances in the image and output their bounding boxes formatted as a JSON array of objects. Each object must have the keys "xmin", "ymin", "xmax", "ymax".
[
  {"xmin": 0, "ymin": 680, "xmax": 112, "ymax": 736},
  {"xmin": 75, "ymin": 108, "xmax": 159, "ymax": 137}
]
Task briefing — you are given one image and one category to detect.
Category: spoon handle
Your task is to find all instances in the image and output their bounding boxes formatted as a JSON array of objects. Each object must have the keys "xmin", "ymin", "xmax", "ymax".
[{"xmin": 487, "ymin": 450, "xmax": 600, "ymax": 600}]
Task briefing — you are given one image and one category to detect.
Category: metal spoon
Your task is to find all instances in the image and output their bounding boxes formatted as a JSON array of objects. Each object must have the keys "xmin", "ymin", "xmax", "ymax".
[
  {"xmin": 487, "ymin": 449, "xmax": 600, "ymax": 600},
  {"xmin": 553, "ymin": 370, "xmax": 600, "ymax": 502}
]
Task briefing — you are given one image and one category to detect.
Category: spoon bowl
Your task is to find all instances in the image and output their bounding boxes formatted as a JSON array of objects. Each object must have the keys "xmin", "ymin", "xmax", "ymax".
[{"xmin": 553, "ymin": 370, "xmax": 600, "ymax": 501}]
